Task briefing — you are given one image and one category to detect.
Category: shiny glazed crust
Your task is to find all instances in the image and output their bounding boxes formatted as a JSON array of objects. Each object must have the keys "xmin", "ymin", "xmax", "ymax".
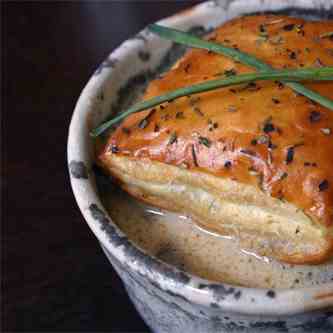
[{"xmin": 99, "ymin": 15, "xmax": 333, "ymax": 264}]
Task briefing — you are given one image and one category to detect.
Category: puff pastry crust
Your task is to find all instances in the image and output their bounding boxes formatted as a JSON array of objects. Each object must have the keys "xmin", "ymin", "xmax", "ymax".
[{"xmin": 99, "ymin": 15, "xmax": 333, "ymax": 264}]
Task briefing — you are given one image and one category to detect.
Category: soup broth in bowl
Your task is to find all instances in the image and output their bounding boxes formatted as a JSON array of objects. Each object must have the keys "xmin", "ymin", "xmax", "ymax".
[
  {"xmin": 99, "ymin": 184, "xmax": 333, "ymax": 289},
  {"xmin": 69, "ymin": 1, "xmax": 333, "ymax": 332}
]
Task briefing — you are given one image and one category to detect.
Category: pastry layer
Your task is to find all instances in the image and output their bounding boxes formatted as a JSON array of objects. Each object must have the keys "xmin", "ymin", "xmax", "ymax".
[
  {"xmin": 100, "ymin": 155, "xmax": 333, "ymax": 264},
  {"xmin": 99, "ymin": 15, "xmax": 333, "ymax": 263}
]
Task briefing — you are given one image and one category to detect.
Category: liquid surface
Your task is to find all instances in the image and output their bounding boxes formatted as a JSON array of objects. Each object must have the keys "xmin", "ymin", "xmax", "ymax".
[{"xmin": 101, "ymin": 184, "xmax": 333, "ymax": 289}]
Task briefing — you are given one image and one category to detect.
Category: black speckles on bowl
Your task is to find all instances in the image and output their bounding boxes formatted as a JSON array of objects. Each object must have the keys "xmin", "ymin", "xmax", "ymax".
[
  {"xmin": 68, "ymin": 1, "xmax": 333, "ymax": 332},
  {"xmin": 234, "ymin": 290, "xmax": 242, "ymax": 300},
  {"xmin": 297, "ymin": 311, "xmax": 333, "ymax": 332},
  {"xmin": 89, "ymin": 203, "xmax": 109, "ymax": 224},
  {"xmin": 258, "ymin": 8, "xmax": 333, "ymax": 20},
  {"xmin": 138, "ymin": 50, "xmax": 151, "ymax": 62},
  {"xmin": 69, "ymin": 160, "xmax": 88, "ymax": 179},
  {"xmin": 266, "ymin": 290, "xmax": 276, "ymax": 298},
  {"xmin": 89, "ymin": 204, "xmax": 128, "ymax": 247},
  {"xmin": 210, "ymin": 302, "xmax": 220, "ymax": 308},
  {"xmin": 249, "ymin": 320, "xmax": 288, "ymax": 332},
  {"xmin": 94, "ymin": 57, "xmax": 117, "ymax": 76},
  {"xmin": 198, "ymin": 283, "xmax": 237, "ymax": 302}
]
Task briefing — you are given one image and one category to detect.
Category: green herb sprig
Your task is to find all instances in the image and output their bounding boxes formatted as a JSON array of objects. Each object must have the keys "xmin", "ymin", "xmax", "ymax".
[
  {"xmin": 148, "ymin": 24, "xmax": 333, "ymax": 110},
  {"xmin": 90, "ymin": 67, "xmax": 333, "ymax": 137},
  {"xmin": 90, "ymin": 25, "xmax": 333, "ymax": 137}
]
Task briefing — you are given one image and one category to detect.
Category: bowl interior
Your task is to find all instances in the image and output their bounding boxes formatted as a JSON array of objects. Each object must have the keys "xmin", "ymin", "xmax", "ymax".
[{"xmin": 68, "ymin": 0, "xmax": 333, "ymax": 315}]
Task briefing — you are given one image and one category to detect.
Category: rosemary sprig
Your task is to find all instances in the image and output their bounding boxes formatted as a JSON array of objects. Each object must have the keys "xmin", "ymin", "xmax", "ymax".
[
  {"xmin": 148, "ymin": 24, "xmax": 333, "ymax": 111},
  {"xmin": 90, "ymin": 67, "xmax": 333, "ymax": 137}
]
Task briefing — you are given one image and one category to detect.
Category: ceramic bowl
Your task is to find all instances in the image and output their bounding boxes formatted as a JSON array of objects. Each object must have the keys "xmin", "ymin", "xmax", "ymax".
[{"xmin": 68, "ymin": 1, "xmax": 333, "ymax": 331}]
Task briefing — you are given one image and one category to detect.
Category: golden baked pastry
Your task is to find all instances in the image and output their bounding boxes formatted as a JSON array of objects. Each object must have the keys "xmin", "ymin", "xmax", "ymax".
[{"xmin": 99, "ymin": 15, "xmax": 333, "ymax": 264}]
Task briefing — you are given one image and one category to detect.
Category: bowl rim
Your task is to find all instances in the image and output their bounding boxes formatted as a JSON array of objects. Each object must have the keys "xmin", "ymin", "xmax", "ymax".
[{"xmin": 67, "ymin": 0, "xmax": 333, "ymax": 316}]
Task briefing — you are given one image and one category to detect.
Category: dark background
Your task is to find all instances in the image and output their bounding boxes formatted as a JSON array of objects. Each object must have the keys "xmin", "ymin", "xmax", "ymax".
[{"xmin": 2, "ymin": 1, "xmax": 203, "ymax": 332}]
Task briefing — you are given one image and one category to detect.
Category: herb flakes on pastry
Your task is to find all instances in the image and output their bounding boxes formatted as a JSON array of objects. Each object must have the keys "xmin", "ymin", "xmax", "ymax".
[{"xmin": 98, "ymin": 15, "xmax": 333, "ymax": 264}]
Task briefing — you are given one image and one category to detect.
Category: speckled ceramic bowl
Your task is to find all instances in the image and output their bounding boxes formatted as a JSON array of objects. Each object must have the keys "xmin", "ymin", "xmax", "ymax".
[{"xmin": 68, "ymin": 1, "xmax": 333, "ymax": 331}]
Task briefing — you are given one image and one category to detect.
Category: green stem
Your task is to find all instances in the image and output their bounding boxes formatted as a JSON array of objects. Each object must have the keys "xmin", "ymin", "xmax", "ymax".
[
  {"xmin": 148, "ymin": 24, "xmax": 333, "ymax": 111},
  {"xmin": 90, "ymin": 67, "xmax": 333, "ymax": 137}
]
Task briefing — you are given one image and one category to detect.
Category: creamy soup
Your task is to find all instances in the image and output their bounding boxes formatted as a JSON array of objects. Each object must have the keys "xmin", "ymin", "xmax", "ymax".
[
  {"xmin": 96, "ymin": 23, "xmax": 333, "ymax": 288},
  {"xmin": 100, "ymin": 182, "xmax": 333, "ymax": 289}
]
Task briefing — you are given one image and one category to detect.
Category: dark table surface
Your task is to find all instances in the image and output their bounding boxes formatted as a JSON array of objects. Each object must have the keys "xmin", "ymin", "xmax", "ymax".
[{"xmin": 3, "ymin": 1, "xmax": 203, "ymax": 332}]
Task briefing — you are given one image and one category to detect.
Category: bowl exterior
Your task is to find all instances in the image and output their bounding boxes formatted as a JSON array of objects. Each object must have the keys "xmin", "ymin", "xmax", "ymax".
[
  {"xmin": 101, "ymin": 244, "xmax": 333, "ymax": 333},
  {"xmin": 68, "ymin": 1, "xmax": 333, "ymax": 332}
]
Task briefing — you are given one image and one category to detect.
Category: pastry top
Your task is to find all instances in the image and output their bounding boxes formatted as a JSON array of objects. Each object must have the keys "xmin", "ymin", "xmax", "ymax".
[{"xmin": 103, "ymin": 15, "xmax": 333, "ymax": 229}]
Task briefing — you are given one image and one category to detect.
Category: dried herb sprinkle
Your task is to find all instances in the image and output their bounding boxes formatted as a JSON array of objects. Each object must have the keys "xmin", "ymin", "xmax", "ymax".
[
  {"xmin": 309, "ymin": 111, "xmax": 321, "ymax": 123},
  {"xmin": 168, "ymin": 132, "xmax": 178, "ymax": 145},
  {"xmin": 286, "ymin": 147, "xmax": 294, "ymax": 164},
  {"xmin": 283, "ymin": 24, "xmax": 295, "ymax": 31},
  {"xmin": 191, "ymin": 144, "xmax": 198, "ymax": 166},
  {"xmin": 111, "ymin": 145, "xmax": 119, "ymax": 153},
  {"xmin": 198, "ymin": 136, "xmax": 211, "ymax": 148},
  {"xmin": 319, "ymin": 180, "xmax": 329, "ymax": 192},
  {"xmin": 224, "ymin": 161, "xmax": 232, "ymax": 169}
]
